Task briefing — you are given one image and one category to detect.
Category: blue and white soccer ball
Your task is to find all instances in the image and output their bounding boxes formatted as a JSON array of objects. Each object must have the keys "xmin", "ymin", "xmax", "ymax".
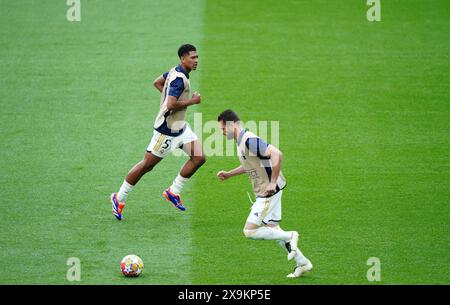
[{"xmin": 120, "ymin": 254, "xmax": 144, "ymax": 277}]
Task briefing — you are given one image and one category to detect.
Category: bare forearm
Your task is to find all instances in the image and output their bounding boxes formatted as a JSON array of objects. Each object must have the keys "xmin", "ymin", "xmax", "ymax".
[
  {"xmin": 167, "ymin": 91, "xmax": 201, "ymax": 111},
  {"xmin": 226, "ymin": 165, "xmax": 246, "ymax": 178}
]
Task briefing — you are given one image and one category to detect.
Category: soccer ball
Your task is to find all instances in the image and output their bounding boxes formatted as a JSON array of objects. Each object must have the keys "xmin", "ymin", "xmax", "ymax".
[{"xmin": 120, "ymin": 254, "xmax": 144, "ymax": 277}]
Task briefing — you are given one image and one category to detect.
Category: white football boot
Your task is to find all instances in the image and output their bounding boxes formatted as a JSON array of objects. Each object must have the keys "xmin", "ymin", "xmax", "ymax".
[{"xmin": 287, "ymin": 258, "xmax": 313, "ymax": 278}]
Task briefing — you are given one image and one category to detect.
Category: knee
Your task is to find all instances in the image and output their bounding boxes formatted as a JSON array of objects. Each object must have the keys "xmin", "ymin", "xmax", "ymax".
[{"xmin": 193, "ymin": 155, "xmax": 206, "ymax": 167}]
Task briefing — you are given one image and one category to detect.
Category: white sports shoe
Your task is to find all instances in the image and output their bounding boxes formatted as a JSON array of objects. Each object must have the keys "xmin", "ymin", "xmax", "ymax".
[
  {"xmin": 287, "ymin": 231, "xmax": 299, "ymax": 261},
  {"xmin": 286, "ymin": 259, "xmax": 313, "ymax": 278}
]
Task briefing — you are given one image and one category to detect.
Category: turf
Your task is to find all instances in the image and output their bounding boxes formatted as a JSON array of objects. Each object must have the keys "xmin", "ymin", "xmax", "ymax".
[{"xmin": 1, "ymin": 0, "xmax": 449, "ymax": 284}]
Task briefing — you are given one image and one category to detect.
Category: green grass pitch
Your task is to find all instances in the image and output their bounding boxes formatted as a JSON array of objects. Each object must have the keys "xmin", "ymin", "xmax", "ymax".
[{"xmin": 0, "ymin": 0, "xmax": 448, "ymax": 284}]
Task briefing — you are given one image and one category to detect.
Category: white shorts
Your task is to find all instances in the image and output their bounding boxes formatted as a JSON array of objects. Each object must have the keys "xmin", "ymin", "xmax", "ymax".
[
  {"xmin": 146, "ymin": 124, "xmax": 198, "ymax": 158},
  {"xmin": 246, "ymin": 190, "xmax": 283, "ymax": 226}
]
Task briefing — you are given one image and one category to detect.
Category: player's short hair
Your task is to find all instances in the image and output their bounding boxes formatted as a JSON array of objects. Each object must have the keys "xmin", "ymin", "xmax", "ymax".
[
  {"xmin": 178, "ymin": 44, "xmax": 197, "ymax": 58},
  {"xmin": 217, "ymin": 109, "xmax": 240, "ymax": 123}
]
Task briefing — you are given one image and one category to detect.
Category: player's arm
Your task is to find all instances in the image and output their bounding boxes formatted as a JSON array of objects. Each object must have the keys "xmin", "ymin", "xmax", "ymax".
[
  {"xmin": 166, "ymin": 93, "xmax": 201, "ymax": 111},
  {"xmin": 153, "ymin": 75, "xmax": 166, "ymax": 93},
  {"xmin": 164, "ymin": 76, "xmax": 201, "ymax": 111},
  {"xmin": 217, "ymin": 165, "xmax": 246, "ymax": 181},
  {"xmin": 263, "ymin": 145, "xmax": 283, "ymax": 196}
]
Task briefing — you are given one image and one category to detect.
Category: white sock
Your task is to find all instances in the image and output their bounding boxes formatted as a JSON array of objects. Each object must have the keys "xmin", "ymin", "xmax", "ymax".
[
  {"xmin": 244, "ymin": 227, "xmax": 292, "ymax": 242},
  {"xmin": 276, "ymin": 240, "xmax": 291, "ymax": 253},
  {"xmin": 117, "ymin": 180, "xmax": 134, "ymax": 202},
  {"xmin": 294, "ymin": 248, "xmax": 309, "ymax": 266},
  {"xmin": 276, "ymin": 240, "xmax": 309, "ymax": 266},
  {"xmin": 170, "ymin": 174, "xmax": 189, "ymax": 195}
]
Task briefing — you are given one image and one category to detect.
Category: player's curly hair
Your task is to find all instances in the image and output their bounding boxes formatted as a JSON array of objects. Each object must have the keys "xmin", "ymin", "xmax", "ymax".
[
  {"xmin": 217, "ymin": 109, "xmax": 240, "ymax": 123},
  {"xmin": 178, "ymin": 44, "xmax": 197, "ymax": 58}
]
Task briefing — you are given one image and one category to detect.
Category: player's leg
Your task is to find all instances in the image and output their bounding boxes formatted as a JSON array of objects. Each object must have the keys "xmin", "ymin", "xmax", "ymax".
[
  {"xmin": 273, "ymin": 225, "xmax": 304, "ymax": 262},
  {"xmin": 111, "ymin": 129, "xmax": 175, "ymax": 219},
  {"xmin": 111, "ymin": 151, "xmax": 163, "ymax": 220},
  {"xmin": 255, "ymin": 191, "xmax": 300, "ymax": 260},
  {"xmin": 242, "ymin": 221, "xmax": 294, "ymax": 241},
  {"xmin": 263, "ymin": 191, "xmax": 312, "ymax": 277},
  {"xmin": 163, "ymin": 129, "xmax": 206, "ymax": 210},
  {"xmin": 180, "ymin": 139, "xmax": 206, "ymax": 177},
  {"xmin": 123, "ymin": 151, "xmax": 163, "ymax": 192},
  {"xmin": 242, "ymin": 196, "xmax": 294, "ymax": 241},
  {"xmin": 270, "ymin": 224, "xmax": 312, "ymax": 277},
  {"xmin": 242, "ymin": 192, "xmax": 294, "ymax": 241}
]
